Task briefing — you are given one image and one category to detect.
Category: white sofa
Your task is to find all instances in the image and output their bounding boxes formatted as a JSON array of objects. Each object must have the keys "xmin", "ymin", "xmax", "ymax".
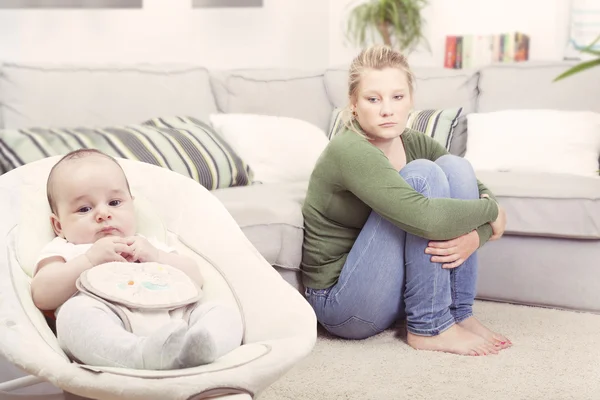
[
  {"xmin": 0, "ymin": 61, "xmax": 599, "ymax": 308},
  {"xmin": 1, "ymin": 61, "xmax": 599, "ymax": 311}
]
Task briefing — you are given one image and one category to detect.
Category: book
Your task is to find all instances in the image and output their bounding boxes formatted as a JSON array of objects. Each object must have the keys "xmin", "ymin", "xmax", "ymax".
[
  {"xmin": 461, "ymin": 35, "xmax": 473, "ymax": 69},
  {"xmin": 444, "ymin": 31, "xmax": 529, "ymax": 68},
  {"xmin": 502, "ymin": 32, "xmax": 515, "ymax": 62},
  {"xmin": 455, "ymin": 36, "xmax": 463, "ymax": 69},
  {"xmin": 444, "ymin": 36, "xmax": 457, "ymax": 69},
  {"xmin": 514, "ymin": 32, "xmax": 530, "ymax": 61}
]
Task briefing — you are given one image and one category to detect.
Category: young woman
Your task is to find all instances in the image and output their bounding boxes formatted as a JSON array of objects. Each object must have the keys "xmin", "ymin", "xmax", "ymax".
[{"xmin": 301, "ymin": 45, "xmax": 510, "ymax": 356}]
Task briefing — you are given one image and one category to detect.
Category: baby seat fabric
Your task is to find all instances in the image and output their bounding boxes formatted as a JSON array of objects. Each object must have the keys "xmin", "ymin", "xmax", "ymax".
[{"xmin": 0, "ymin": 156, "xmax": 317, "ymax": 400}]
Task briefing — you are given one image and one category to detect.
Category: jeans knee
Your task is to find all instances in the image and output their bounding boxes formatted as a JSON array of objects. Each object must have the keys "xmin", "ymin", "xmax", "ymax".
[
  {"xmin": 435, "ymin": 155, "xmax": 479, "ymax": 199},
  {"xmin": 400, "ymin": 159, "xmax": 450, "ymax": 198},
  {"xmin": 436, "ymin": 155, "xmax": 476, "ymax": 179}
]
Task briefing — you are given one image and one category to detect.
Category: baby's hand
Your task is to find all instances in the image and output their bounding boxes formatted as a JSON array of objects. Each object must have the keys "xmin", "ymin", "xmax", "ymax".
[
  {"xmin": 85, "ymin": 237, "xmax": 130, "ymax": 267},
  {"xmin": 124, "ymin": 236, "xmax": 159, "ymax": 263}
]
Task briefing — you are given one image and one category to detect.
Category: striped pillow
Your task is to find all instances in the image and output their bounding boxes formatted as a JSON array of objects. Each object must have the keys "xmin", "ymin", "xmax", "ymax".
[
  {"xmin": 0, "ymin": 116, "xmax": 253, "ymax": 190},
  {"xmin": 328, "ymin": 107, "xmax": 463, "ymax": 150}
]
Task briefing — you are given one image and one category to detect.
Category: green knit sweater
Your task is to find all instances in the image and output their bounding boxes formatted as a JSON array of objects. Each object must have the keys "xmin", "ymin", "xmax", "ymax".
[{"xmin": 301, "ymin": 128, "xmax": 499, "ymax": 289}]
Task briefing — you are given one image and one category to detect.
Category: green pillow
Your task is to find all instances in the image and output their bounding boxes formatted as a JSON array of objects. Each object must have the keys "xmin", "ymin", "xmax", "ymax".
[{"xmin": 328, "ymin": 107, "xmax": 463, "ymax": 151}]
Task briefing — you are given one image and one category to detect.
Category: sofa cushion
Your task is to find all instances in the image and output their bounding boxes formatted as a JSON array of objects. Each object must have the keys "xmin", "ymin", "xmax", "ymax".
[
  {"xmin": 476, "ymin": 170, "xmax": 600, "ymax": 239},
  {"xmin": 449, "ymin": 116, "xmax": 468, "ymax": 157},
  {"xmin": 476, "ymin": 61, "xmax": 600, "ymax": 113},
  {"xmin": 466, "ymin": 110, "xmax": 600, "ymax": 178},
  {"xmin": 0, "ymin": 63, "xmax": 218, "ymax": 129},
  {"xmin": 212, "ymin": 182, "xmax": 308, "ymax": 271},
  {"xmin": 0, "ymin": 119, "xmax": 253, "ymax": 190},
  {"xmin": 209, "ymin": 113, "xmax": 328, "ymax": 184},
  {"xmin": 209, "ymin": 69, "xmax": 332, "ymax": 132}
]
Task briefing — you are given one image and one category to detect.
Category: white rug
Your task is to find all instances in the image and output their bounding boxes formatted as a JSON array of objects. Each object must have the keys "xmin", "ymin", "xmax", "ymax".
[{"xmin": 258, "ymin": 301, "xmax": 600, "ymax": 400}]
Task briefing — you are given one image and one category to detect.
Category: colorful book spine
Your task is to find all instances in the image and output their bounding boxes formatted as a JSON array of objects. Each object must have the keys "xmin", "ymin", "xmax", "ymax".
[
  {"xmin": 461, "ymin": 35, "xmax": 473, "ymax": 69},
  {"xmin": 514, "ymin": 32, "xmax": 530, "ymax": 61},
  {"xmin": 502, "ymin": 32, "xmax": 515, "ymax": 62},
  {"xmin": 444, "ymin": 36, "xmax": 457, "ymax": 68},
  {"xmin": 444, "ymin": 32, "xmax": 530, "ymax": 68},
  {"xmin": 455, "ymin": 36, "xmax": 463, "ymax": 68}
]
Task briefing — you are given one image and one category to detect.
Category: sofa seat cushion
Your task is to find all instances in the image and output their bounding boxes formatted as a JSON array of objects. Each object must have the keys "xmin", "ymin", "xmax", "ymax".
[
  {"xmin": 476, "ymin": 171, "xmax": 600, "ymax": 239},
  {"xmin": 212, "ymin": 182, "xmax": 308, "ymax": 271}
]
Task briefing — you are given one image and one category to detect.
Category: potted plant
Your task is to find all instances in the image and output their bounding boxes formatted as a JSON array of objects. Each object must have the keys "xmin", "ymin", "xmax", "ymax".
[
  {"xmin": 345, "ymin": 0, "xmax": 429, "ymax": 53},
  {"xmin": 554, "ymin": 35, "xmax": 600, "ymax": 81}
]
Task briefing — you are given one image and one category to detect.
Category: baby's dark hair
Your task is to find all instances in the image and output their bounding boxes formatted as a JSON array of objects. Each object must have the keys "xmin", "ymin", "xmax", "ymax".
[{"xmin": 46, "ymin": 149, "xmax": 132, "ymax": 214}]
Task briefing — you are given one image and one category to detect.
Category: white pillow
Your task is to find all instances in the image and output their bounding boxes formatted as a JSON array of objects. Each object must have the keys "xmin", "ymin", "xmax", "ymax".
[
  {"xmin": 209, "ymin": 114, "xmax": 329, "ymax": 184},
  {"xmin": 465, "ymin": 110, "xmax": 600, "ymax": 177}
]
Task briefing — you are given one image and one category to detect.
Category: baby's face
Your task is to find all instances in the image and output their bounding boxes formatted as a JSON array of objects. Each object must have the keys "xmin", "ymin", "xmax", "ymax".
[{"xmin": 50, "ymin": 155, "xmax": 136, "ymax": 244}]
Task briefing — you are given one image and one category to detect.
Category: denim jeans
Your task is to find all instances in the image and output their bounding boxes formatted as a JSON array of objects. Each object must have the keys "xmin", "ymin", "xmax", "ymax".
[{"xmin": 305, "ymin": 155, "xmax": 480, "ymax": 339}]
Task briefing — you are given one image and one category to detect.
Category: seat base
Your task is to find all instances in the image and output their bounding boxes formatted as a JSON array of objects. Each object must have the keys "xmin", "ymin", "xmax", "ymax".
[{"xmin": 477, "ymin": 234, "xmax": 600, "ymax": 313}]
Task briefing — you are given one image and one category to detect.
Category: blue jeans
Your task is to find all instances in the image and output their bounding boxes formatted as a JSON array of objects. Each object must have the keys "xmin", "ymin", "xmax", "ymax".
[{"xmin": 305, "ymin": 155, "xmax": 480, "ymax": 339}]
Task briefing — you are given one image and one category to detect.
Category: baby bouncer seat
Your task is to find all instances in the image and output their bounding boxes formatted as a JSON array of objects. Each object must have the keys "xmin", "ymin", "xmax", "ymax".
[{"xmin": 0, "ymin": 156, "xmax": 317, "ymax": 400}]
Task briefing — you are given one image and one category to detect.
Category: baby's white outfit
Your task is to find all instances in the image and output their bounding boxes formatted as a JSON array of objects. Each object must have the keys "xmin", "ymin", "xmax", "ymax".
[{"xmin": 34, "ymin": 236, "xmax": 243, "ymax": 370}]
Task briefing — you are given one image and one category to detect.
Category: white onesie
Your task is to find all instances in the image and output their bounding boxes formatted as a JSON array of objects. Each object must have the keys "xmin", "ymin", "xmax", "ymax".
[
  {"xmin": 35, "ymin": 235, "xmax": 202, "ymax": 336},
  {"xmin": 34, "ymin": 235, "xmax": 242, "ymax": 370}
]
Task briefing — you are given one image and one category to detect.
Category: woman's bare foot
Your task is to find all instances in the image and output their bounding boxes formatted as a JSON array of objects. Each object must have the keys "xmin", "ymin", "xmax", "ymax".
[
  {"xmin": 407, "ymin": 324, "xmax": 498, "ymax": 356},
  {"xmin": 458, "ymin": 316, "xmax": 512, "ymax": 350}
]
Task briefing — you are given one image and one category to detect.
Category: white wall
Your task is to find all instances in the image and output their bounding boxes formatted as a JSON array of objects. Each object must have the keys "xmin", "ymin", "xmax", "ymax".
[
  {"xmin": 0, "ymin": 0, "xmax": 330, "ymax": 68},
  {"xmin": 330, "ymin": 0, "xmax": 572, "ymax": 67},
  {"xmin": 0, "ymin": 0, "xmax": 572, "ymax": 69}
]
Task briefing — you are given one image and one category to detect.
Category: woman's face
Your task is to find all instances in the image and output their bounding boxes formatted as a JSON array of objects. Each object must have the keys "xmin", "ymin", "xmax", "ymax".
[{"xmin": 352, "ymin": 67, "xmax": 413, "ymax": 141}]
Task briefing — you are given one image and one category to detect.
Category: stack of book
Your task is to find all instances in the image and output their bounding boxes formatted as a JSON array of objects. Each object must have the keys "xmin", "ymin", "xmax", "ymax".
[{"xmin": 444, "ymin": 32, "xmax": 530, "ymax": 69}]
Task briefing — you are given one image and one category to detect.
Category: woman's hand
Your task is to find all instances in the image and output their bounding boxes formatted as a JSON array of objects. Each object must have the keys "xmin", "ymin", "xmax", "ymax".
[
  {"xmin": 489, "ymin": 206, "xmax": 507, "ymax": 240},
  {"xmin": 425, "ymin": 230, "xmax": 480, "ymax": 269},
  {"xmin": 481, "ymin": 194, "xmax": 506, "ymax": 241}
]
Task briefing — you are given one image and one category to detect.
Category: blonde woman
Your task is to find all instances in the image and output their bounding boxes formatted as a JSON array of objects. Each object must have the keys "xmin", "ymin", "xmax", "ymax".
[{"xmin": 301, "ymin": 45, "xmax": 510, "ymax": 356}]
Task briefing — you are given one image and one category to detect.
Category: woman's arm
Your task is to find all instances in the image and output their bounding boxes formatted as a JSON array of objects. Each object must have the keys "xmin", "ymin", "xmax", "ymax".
[
  {"xmin": 334, "ymin": 132, "xmax": 499, "ymax": 241},
  {"xmin": 422, "ymin": 131, "xmax": 498, "ymax": 247}
]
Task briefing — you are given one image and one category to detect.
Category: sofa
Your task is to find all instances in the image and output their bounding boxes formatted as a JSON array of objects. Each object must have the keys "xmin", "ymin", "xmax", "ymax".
[{"xmin": 0, "ymin": 60, "xmax": 599, "ymax": 317}]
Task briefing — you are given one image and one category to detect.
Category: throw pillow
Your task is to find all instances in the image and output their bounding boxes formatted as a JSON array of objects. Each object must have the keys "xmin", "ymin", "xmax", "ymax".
[
  {"xmin": 327, "ymin": 107, "xmax": 348, "ymax": 140},
  {"xmin": 142, "ymin": 116, "xmax": 253, "ymax": 188},
  {"xmin": 0, "ymin": 117, "xmax": 253, "ymax": 190},
  {"xmin": 328, "ymin": 107, "xmax": 463, "ymax": 151},
  {"xmin": 209, "ymin": 114, "xmax": 329, "ymax": 184},
  {"xmin": 464, "ymin": 109, "xmax": 600, "ymax": 177}
]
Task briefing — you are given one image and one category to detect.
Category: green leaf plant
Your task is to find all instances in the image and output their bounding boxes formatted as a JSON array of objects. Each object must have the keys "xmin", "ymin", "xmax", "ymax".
[
  {"xmin": 554, "ymin": 34, "xmax": 600, "ymax": 82},
  {"xmin": 345, "ymin": 0, "xmax": 430, "ymax": 53}
]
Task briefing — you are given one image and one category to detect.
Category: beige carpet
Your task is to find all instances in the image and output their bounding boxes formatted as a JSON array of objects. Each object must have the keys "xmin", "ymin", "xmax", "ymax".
[{"xmin": 258, "ymin": 300, "xmax": 600, "ymax": 400}]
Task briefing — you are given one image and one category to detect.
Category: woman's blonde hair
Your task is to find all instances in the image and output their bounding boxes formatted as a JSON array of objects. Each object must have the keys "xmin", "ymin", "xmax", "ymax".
[{"xmin": 341, "ymin": 45, "xmax": 415, "ymax": 138}]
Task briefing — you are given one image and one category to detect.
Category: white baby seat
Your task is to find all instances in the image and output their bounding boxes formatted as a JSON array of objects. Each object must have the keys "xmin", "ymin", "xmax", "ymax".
[{"xmin": 0, "ymin": 156, "xmax": 317, "ymax": 400}]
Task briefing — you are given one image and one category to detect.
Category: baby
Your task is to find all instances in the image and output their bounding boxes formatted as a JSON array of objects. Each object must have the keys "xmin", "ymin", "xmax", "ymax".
[{"xmin": 30, "ymin": 149, "xmax": 243, "ymax": 370}]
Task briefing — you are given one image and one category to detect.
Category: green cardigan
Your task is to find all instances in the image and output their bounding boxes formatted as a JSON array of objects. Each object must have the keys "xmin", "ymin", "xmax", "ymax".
[{"xmin": 301, "ymin": 128, "xmax": 498, "ymax": 289}]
